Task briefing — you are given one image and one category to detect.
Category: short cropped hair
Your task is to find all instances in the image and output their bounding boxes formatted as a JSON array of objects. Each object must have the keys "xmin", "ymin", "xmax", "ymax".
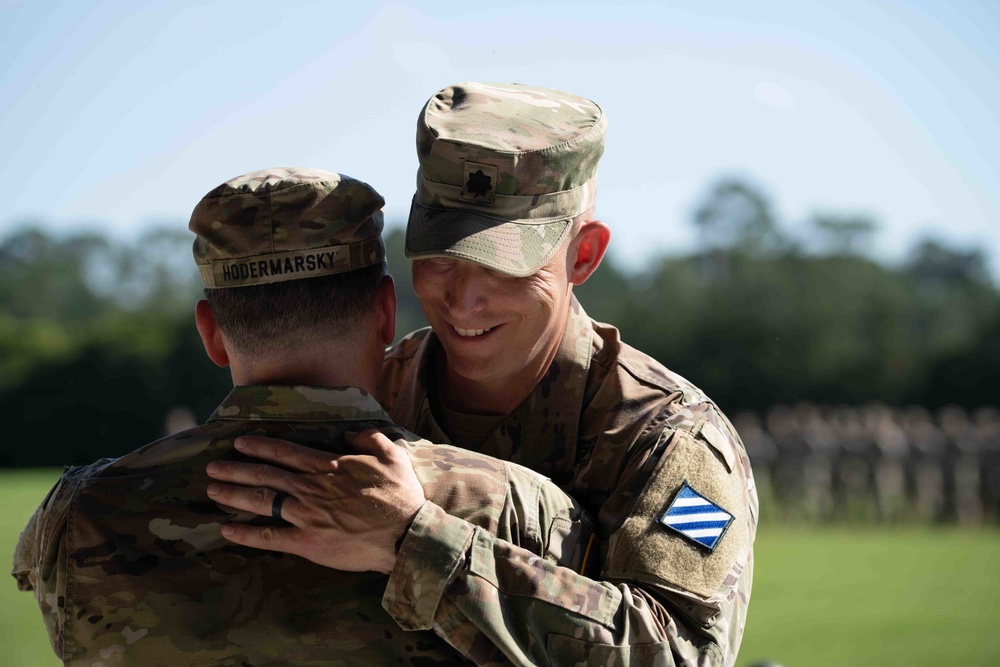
[{"xmin": 205, "ymin": 262, "xmax": 386, "ymax": 357}]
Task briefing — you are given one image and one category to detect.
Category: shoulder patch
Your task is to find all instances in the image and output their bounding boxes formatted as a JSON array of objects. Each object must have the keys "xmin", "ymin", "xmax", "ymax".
[
  {"xmin": 658, "ymin": 482, "xmax": 734, "ymax": 552},
  {"xmin": 605, "ymin": 430, "xmax": 750, "ymax": 601}
]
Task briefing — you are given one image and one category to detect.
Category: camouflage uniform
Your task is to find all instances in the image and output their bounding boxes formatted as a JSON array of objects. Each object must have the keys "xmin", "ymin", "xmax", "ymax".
[
  {"xmin": 379, "ymin": 301, "xmax": 756, "ymax": 666},
  {"xmin": 13, "ymin": 387, "xmax": 596, "ymax": 666},
  {"xmin": 377, "ymin": 83, "xmax": 758, "ymax": 666},
  {"xmin": 12, "ymin": 168, "xmax": 596, "ymax": 665}
]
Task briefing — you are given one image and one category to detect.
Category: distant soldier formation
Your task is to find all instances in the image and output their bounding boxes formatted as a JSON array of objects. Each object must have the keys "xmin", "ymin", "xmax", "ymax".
[
  {"xmin": 162, "ymin": 401, "xmax": 1000, "ymax": 525},
  {"xmin": 735, "ymin": 404, "xmax": 1000, "ymax": 524}
]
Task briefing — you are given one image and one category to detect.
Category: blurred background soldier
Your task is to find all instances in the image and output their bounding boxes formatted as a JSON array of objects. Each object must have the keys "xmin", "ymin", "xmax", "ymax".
[
  {"xmin": 974, "ymin": 408, "xmax": 1000, "ymax": 522},
  {"xmin": 832, "ymin": 406, "xmax": 878, "ymax": 520},
  {"xmin": 767, "ymin": 405, "xmax": 807, "ymax": 520},
  {"xmin": 868, "ymin": 404, "xmax": 910, "ymax": 522},
  {"xmin": 735, "ymin": 410, "xmax": 778, "ymax": 514},
  {"xmin": 940, "ymin": 405, "xmax": 983, "ymax": 525},
  {"xmin": 795, "ymin": 403, "xmax": 837, "ymax": 520},
  {"xmin": 900, "ymin": 407, "xmax": 947, "ymax": 521}
]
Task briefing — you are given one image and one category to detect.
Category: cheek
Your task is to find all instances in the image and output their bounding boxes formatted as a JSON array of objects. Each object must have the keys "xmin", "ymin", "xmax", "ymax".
[
  {"xmin": 411, "ymin": 266, "xmax": 439, "ymax": 302},
  {"xmin": 524, "ymin": 274, "xmax": 565, "ymax": 310}
]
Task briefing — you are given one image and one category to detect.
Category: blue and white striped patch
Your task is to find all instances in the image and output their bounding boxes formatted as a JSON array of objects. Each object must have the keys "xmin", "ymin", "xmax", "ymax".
[{"xmin": 658, "ymin": 482, "xmax": 734, "ymax": 552}]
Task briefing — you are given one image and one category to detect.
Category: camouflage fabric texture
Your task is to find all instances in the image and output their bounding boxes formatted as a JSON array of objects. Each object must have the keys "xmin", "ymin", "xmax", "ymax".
[
  {"xmin": 379, "ymin": 299, "xmax": 759, "ymax": 666},
  {"xmin": 190, "ymin": 167, "xmax": 386, "ymax": 288},
  {"xmin": 406, "ymin": 82, "xmax": 606, "ymax": 277},
  {"xmin": 12, "ymin": 385, "xmax": 595, "ymax": 666}
]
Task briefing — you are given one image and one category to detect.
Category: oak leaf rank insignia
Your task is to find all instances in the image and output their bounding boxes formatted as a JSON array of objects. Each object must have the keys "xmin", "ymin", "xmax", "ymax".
[
  {"xmin": 466, "ymin": 170, "xmax": 492, "ymax": 197},
  {"xmin": 460, "ymin": 161, "xmax": 498, "ymax": 205}
]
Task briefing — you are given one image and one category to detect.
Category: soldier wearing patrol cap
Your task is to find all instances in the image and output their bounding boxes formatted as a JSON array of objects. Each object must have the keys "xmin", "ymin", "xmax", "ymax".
[
  {"xmin": 216, "ymin": 83, "xmax": 758, "ymax": 666},
  {"xmin": 13, "ymin": 167, "xmax": 596, "ymax": 665}
]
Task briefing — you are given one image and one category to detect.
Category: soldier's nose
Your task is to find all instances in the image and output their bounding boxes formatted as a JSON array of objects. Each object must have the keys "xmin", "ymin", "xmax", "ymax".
[{"xmin": 444, "ymin": 265, "xmax": 488, "ymax": 318}]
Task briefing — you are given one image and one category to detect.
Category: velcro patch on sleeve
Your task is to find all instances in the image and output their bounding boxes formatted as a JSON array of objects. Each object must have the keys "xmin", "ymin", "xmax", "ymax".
[{"xmin": 605, "ymin": 430, "xmax": 749, "ymax": 601}]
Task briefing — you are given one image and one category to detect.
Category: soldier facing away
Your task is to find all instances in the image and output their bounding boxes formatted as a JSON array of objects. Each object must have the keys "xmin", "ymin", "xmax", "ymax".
[
  {"xmin": 12, "ymin": 167, "xmax": 596, "ymax": 665},
  {"xmin": 208, "ymin": 83, "xmax": 759, "ymax": 665}
]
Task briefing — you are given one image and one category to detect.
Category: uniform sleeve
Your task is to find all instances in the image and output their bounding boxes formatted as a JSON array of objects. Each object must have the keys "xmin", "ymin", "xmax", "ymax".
[
  {"xmin": 11, "ymin": 468, "xmax": 87, "ymax": 660},
  {"xmin": 383, "ymin": 415, "xmax": 757, "ymax": 667}
]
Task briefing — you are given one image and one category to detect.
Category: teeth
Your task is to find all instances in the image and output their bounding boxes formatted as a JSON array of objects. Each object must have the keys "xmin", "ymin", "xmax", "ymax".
[{"xmin": 454, "ymin": 326, "xmax": 493, "ymax": 337}]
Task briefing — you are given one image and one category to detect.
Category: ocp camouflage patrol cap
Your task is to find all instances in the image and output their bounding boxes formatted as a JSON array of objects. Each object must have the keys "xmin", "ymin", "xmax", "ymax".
[
  {"xmin": 406, "ymin": 82, "xmax": 606, "ymax": 278},
  {"xmin": 190, "ymin": 167, "xmax": 385, "ymax": 288}
]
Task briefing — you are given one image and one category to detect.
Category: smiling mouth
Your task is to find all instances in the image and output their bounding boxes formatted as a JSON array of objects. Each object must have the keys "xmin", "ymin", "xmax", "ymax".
[{"xmin": 453, "ymin": 325, "xmax": 494, "ymax": 337}]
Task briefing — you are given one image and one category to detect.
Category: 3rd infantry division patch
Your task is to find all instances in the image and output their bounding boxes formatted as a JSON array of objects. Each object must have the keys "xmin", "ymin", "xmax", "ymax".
[{"xmin": 658, "ymin": 481, "xmax": 734, "ymax": 552}]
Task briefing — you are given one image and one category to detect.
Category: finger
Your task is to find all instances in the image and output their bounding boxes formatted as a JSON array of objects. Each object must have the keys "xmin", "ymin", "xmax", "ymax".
[
  {"xmin": 219, "ymin": 522, "xmax": 304, "ymax": 555},
  {"xmin": 207, "ymin": 481, "xmax": 304, "ymax": 525},
  {"xmin": 343, "ymin": 429, "xmax": 398, "ymax": 457},
  {"xmin": 206, "ymin": 460, "xmax": 298, "ymax": 494},
  {"xmin": 235, "ymin": 435, "xmax": 339, "ymax": 472}
]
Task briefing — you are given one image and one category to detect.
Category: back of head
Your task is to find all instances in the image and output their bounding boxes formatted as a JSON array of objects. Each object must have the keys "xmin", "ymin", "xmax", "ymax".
[{"xmin": 189, "ymin": 167, "xmax": 386, "ymax": 356}]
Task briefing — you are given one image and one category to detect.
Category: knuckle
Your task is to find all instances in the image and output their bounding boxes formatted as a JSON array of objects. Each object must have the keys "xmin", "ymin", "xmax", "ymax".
[
  {"xmin": 250, "ymin": 465, "xmax": 271, "ymax": 485},
  {"xmin": 259, "ymin": 526, "xmax": 279, "ymax": 545},
  {"xmin": 250, "ymin": 487, "xmax": 269, "ymax": 509}
]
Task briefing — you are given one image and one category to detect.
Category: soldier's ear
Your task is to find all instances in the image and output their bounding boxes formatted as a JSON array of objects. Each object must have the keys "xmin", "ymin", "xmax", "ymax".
[
  {"xmin": 375, "ymin": 275, "xmax": 396, "ymax": 346},
  {"xmin": 568, "ymin": 220, "xmax": 611, "ymax": 286},
  {"xmin": 195, "ymin": 299, "xmax": 230, "ymax": 368}
]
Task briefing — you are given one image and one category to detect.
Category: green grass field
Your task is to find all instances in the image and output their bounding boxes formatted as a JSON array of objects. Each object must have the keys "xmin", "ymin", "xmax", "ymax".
[
  {"xmin": 2, "ymin": 469, "xmax": 62, "ymax": 667},
  {"xmin": 739, "ymin": 527, "xmax": 1000, "ymax": 666},
  {"xmin": 3, "ymin": 470, "xmax": 999, "ymax": 666}
]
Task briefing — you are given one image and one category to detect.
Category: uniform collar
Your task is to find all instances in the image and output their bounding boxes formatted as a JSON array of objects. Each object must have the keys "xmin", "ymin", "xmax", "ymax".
[{"xmin": 209, "ymin": 385, "xmax": 393, "ymax": 424}]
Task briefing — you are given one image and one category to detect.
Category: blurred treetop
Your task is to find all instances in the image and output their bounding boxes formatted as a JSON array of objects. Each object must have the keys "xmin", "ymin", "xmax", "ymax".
[{"xmin": 2, "ymin": 177, "xmax": 997, "ymax": 466}]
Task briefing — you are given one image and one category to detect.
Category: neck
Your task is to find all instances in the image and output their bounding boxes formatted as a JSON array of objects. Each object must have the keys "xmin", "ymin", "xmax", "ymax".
[
  {"xmin": 439, "ymin": 367, "xmax": 542, "ymax": 416},
  {"xmin": 438, "ymin": 317, "xmax": 569, "ymax": 416},
  {"xmin": 230, "ymin": 340, "xmax": 379, "ymax": 395}
]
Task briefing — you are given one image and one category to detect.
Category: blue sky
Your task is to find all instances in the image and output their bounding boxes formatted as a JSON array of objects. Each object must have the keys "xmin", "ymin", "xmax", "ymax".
[{"xmin": 2, "ymin": 0, "xmax": 998, "ymax": 276}]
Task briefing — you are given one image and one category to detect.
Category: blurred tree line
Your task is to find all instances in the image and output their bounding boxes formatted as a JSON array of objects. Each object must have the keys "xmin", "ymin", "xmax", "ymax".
[{"xmin": 2, "ymin": 178, "xmax": 998, "ymax": 467}]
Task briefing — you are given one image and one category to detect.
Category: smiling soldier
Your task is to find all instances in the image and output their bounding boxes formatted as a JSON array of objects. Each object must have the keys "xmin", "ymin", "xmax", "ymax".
[{"xmin": 208, "ymin": 83, "xmax": 758, "ymax": 666}]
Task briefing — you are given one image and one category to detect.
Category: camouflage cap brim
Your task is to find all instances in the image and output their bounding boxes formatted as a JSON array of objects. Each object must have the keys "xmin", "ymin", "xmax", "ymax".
[{"xmin": 405, "ymin": 200, "xmax": 573, "ymax": 278}]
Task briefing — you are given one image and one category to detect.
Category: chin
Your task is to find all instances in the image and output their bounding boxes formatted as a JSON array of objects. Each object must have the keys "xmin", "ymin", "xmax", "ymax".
[{"xmin": 450, "ymin": 358, "xmax": 505, "ymax": 383}]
